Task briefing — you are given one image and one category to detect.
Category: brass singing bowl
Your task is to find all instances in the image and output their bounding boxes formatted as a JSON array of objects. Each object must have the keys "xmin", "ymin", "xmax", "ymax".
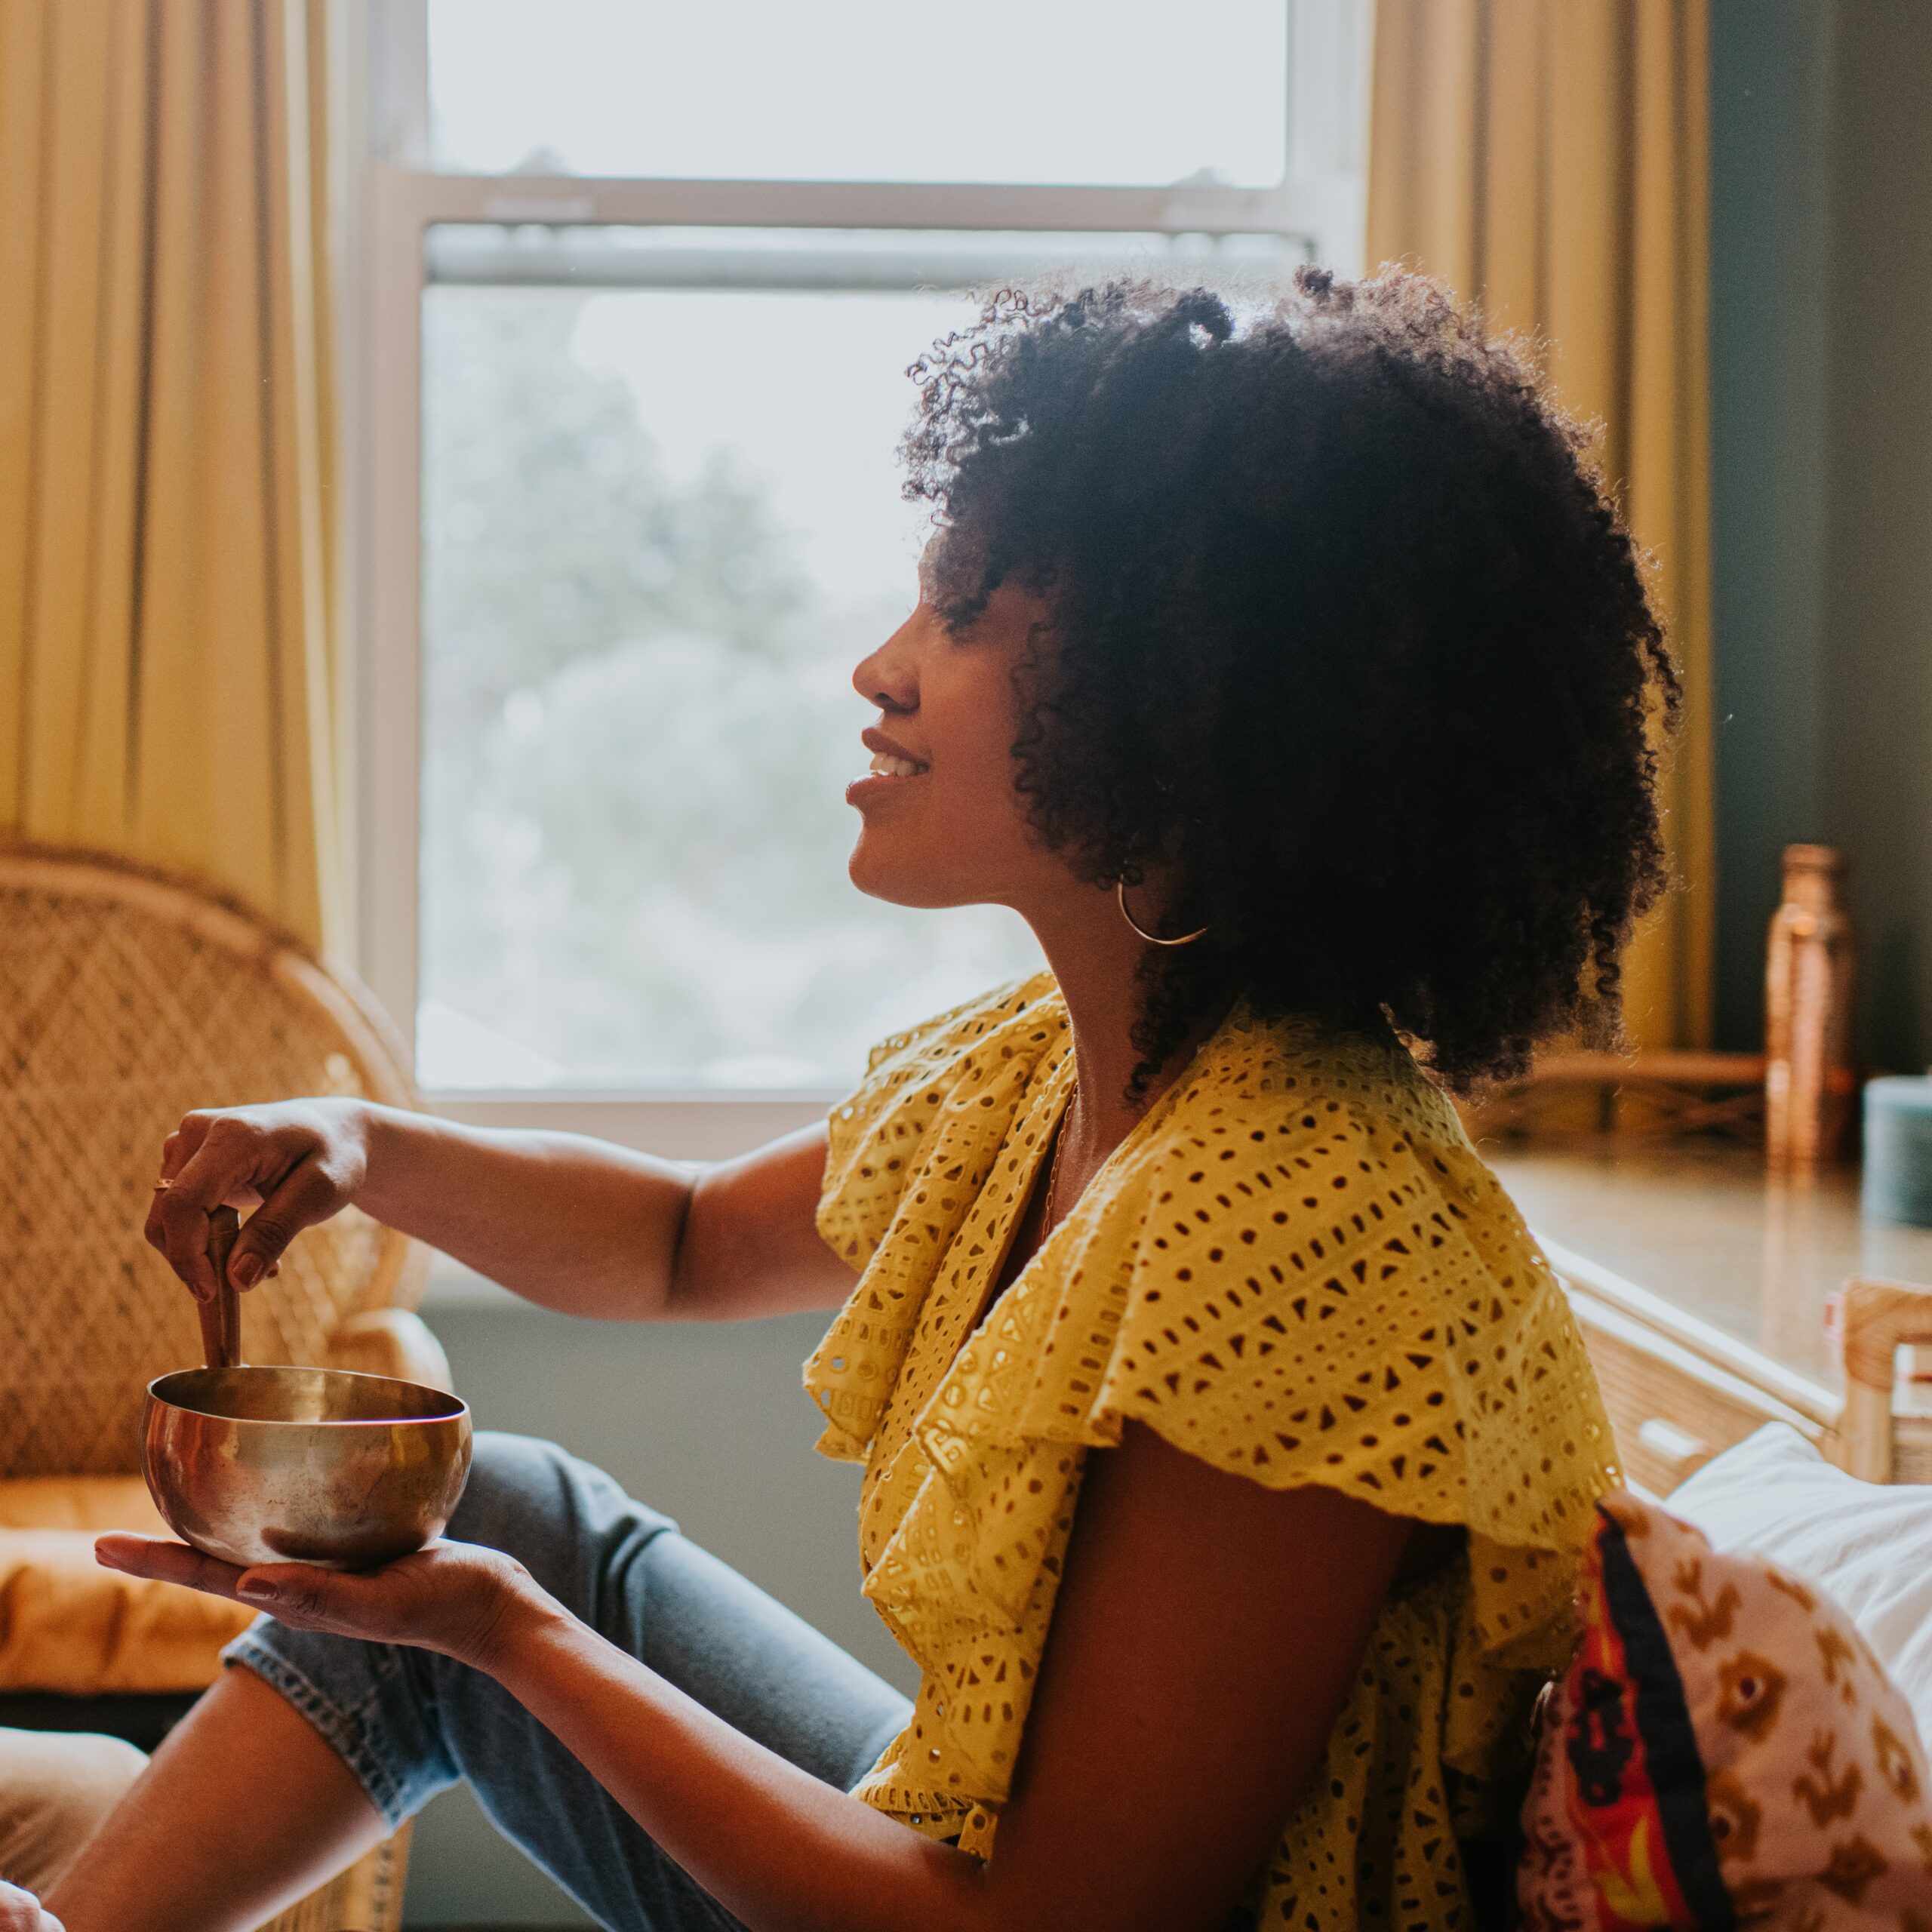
[{"xmin": 142, "ymin": 1364, "xmax": 472, "ymax": 1572}]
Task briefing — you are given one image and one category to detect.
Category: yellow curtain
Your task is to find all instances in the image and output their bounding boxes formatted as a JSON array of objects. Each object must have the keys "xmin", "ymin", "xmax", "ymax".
[
  {"xmin": 0, "ymin": 0, "xmax": 343, "ymax": 952},
  {"xmin": 1367, "ymin": 0, "xmax": 1713, "ymax": 1049}
]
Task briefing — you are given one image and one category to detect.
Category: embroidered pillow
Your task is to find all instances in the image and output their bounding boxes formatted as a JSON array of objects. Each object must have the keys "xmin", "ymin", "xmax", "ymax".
[
  {"xmin": 1670, "ymin": 1421, "xmax": 1932, "ymax": 1745},
  {"xmin": 1518, "ymin": 1490, "xmax": 1932, "ymax": 1929}
]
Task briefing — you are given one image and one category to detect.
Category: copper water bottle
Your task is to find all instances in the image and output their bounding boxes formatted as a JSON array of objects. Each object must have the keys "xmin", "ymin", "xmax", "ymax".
[{"xmin": 1764, "ymin": 844, "xmax": 1857, "ymax": 1168}]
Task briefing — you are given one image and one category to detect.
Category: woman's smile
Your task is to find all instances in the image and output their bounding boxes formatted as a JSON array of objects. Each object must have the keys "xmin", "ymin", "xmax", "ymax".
[
  {"xmin": 841, "ymin": 577, "xmax": 1066, "ymax": 914},
  {"xmin": 845, "ymin": 726, "xmax": 931, "ymax": 806}
]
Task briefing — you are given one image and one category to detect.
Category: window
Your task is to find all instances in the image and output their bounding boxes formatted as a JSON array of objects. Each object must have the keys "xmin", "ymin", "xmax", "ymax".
[
  {"xmin": 351, "ymin": 1, "xmax": 1368, "ymax": 1152},
  {"xmin": 420, "ymin": 263, "xmax": 1041, "ymax": 1091},
  {"xmin": 427, "ymin": 0, "xmax": 1294, "ymax": 186}
]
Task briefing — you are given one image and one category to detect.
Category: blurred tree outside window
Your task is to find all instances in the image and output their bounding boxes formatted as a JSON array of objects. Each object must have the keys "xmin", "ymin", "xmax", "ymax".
[{"xmin": 419, "ymin": 287, "xmax": 1043, "ymax": 1088}]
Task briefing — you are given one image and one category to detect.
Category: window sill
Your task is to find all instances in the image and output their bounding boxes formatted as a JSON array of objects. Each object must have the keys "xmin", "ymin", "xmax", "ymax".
[
  {"xmin": 419, "ymin": 1254, "xmax": 703, "ymax": 1315},
  {"xmin": 420, "ymin": 1254, "xmax": 528, "ymax": 1312},
  {"xmin": 423, "ymin": 1090, "xmax": 833, "ymax": 1158}
]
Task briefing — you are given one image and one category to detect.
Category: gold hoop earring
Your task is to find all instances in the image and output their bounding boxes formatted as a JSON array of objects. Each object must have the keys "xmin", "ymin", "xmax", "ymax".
[{"xmin": 1115, "ymin": 878, "xmax": 1210, "ymax": 947}]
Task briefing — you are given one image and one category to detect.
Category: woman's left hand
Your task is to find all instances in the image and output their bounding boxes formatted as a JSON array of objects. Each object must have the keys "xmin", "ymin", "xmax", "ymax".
[{"xmin": 94, "ymin": 1534, "xmax": 537, "ymax": 1669}]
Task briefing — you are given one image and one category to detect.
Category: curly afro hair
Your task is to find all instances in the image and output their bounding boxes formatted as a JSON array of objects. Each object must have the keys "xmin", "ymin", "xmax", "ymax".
[{"xmin": 901, "ymin": 266, "xmax": 1679, "ymax": 1102}]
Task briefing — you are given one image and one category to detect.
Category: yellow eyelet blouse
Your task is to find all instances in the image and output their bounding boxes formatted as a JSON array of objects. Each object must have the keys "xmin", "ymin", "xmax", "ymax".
[{"xmin": 804, "ymin": 974, "xmax": 1618, "ymax": 1930}]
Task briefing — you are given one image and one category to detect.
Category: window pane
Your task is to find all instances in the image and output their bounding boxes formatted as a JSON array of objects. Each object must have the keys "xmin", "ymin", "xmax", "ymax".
[
  {"xmin": 428, "ymin": 0, "xmax": 1287, "ymax": 188},
  {"xmin": 418, "ymin": 278, "xmax": 1048, "ymax": 1091}
]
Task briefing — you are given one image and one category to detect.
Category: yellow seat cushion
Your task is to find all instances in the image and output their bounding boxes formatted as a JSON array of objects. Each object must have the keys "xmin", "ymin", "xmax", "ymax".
[{"xmin": 0, "ymin": 1476, "xmax": 254, "ymax": 1694}]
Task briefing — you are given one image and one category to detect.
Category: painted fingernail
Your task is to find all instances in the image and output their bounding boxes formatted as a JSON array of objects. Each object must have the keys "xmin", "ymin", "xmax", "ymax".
[{"xmin": 232, "ymin": 1253, "xmax": 263, "ymax": 1290}]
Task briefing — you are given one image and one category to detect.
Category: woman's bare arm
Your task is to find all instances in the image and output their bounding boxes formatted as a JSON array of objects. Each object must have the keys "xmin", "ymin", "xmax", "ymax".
[
  {"xmin": 357, "ymin": 1109, "xmax": 852, "ymax": 1321},
  {"xmin": 479, "ymin": 1423, "xmax": 1413, "ymax": 1932},
  {"xmin": 103, "ymin": 1422, "xmax": 1413, "ymax": 1932},
  {"xmin": 148, "ymin": 1100, "xmax": 854, "ymax": 1323}
]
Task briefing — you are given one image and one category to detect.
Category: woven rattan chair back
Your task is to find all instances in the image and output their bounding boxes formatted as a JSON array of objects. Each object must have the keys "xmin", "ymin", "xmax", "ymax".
[{"xmin": 0, "ymin": 843, "xmax": 426, "ymax": 1477}]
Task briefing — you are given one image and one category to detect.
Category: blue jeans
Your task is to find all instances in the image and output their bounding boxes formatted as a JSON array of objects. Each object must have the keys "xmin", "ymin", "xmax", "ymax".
[{"xmin": 224, "ymin": 1432, "xmax": 913, "ymax": 1932}]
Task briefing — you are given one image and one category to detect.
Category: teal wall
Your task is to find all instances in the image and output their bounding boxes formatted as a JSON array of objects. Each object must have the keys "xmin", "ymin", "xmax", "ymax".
[
  {"xmin": 1813, "ymin": 2, "xmax": 1932, "ymax": 1073},
  {"xmin": 1708, "ymin": 0, "xmax": 1830, "ymax": 1050},
  {"xmin": 1710, "ymin": 0, "xmax": 1932, "ymax": 1069}
]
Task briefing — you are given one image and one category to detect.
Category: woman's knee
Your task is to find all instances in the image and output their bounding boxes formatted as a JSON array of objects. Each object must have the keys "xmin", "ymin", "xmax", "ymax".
[
  {"xmin": 0, "ymin": 1729, "xmax": 146, "ymax": 1893},
  {"xmin": 446, "ymin": 1432, "xmax": 677, "ymax": 1616}
]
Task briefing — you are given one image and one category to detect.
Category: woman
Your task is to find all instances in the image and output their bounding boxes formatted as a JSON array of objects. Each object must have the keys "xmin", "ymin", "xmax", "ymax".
[{"xmin": 36, "ymin": 269, "xmax": 1668, "ymax": 1932}]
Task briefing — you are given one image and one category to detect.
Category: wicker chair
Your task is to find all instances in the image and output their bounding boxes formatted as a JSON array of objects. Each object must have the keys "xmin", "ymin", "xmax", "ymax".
[{"xmin": 0, "ymin": 842, "xmax": 440, "ymax": 1931}]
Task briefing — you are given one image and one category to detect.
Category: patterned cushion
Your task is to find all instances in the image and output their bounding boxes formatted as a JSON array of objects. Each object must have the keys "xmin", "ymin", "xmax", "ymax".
[
  {"xmin": 1669, "ymin": 1422, "xmax": 1932, "ymax": 1744},
  {"xmin": 1518, "ymin": 1490, "xmax": 1932, "ymax": 1927}
]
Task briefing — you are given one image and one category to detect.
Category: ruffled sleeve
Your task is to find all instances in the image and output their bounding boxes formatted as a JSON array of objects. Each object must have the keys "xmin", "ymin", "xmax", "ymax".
[
  {"xmin": 815, "ymin": 977, "xmax": 1042, "ymax": 1270},
  {"xmin": 918, "ymin": 1011, "xmax": 1614, "ymax": 1667},
  {"xmin": 806, "ymin": 973, "xmax": 1068, "ymax": 1460}
]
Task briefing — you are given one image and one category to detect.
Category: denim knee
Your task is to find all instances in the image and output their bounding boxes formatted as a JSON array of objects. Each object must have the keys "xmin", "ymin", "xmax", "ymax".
[
  {"xmin": 223, "ymin": 1623, "xmax": 451, "ymax": 1829},
  {"xmin": 219, "ymin": 1433, "xmax": 677, "ymax": 1829},
  {"xmin": 444, "ymin": 1432, "xmax": 680, "ymax": 1631}
]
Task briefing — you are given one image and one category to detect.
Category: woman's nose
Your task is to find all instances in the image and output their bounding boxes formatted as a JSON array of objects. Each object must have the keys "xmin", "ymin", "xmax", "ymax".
[{"xmin": 852, "ymin": 617, "xmax": 920, "ymax": 715}]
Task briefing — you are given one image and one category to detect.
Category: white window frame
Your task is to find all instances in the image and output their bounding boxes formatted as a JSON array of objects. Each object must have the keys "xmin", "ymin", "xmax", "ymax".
[{"xmin": 341, "ymin": 0, "xmax": 1370, "ymax": 1161}]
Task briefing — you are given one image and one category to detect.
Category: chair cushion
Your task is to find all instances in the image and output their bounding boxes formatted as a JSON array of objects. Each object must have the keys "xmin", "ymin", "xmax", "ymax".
[
  {"xmin": 0, "ymin": 1476, "xmax": 253, "ymax": 1693},
  {"xmin": 1518, "ymin": 1487, "xmax": 1932, "ymax": 1927}
]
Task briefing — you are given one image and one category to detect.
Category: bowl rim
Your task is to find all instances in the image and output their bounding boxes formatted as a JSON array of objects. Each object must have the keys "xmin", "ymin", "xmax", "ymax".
[{"xmin": 145, "ymin": 1362, "xmax": 469, "ymax": 1428}]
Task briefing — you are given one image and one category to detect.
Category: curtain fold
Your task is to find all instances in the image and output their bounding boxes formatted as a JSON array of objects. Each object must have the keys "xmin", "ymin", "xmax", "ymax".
[
  {"xmin": 1367, "ymin": 0, "xmax": 1713, "ymax": 1049},
  {"xmin": 0, "ymin": 0, "xmax": 343, "ymax": 952}
]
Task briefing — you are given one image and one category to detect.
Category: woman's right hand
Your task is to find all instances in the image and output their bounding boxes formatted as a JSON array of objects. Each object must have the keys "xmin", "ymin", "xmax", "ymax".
[{"xmin": 145, "ymin": 1098, "xmax": 373, "ymax": 1301}]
